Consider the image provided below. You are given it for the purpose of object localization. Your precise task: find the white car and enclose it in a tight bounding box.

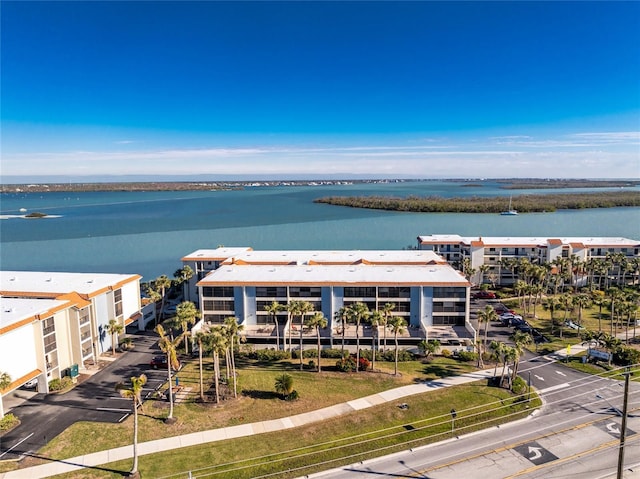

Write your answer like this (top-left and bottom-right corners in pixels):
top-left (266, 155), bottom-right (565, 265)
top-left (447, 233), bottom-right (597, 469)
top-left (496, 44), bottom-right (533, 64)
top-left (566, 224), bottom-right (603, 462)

top-left (23, 378), bottom-right (38, 389)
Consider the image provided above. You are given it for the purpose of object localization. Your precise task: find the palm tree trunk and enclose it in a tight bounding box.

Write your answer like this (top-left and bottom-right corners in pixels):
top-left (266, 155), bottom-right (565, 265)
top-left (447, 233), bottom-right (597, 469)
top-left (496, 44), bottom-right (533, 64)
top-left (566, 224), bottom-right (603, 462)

top-left (214, 351), bottom-right (220, 404)
top-left (341, 324), bottom-right (345, 357)
top-left (355, 322), bottom-right (360, 372)
top-left (316, 328), bottom-right (322, 372)
top-left (131, 400), bottom-right (139, 474)
top-left (371, 333), bottom-right (376, 372)
top-left (167, 360), bottom-right (174, 419)
top-left (274, 317), bottom-right (280, 351)
top-left (198, 345), bottom-right (204, 402)
top-left (394, 332), bottom-right (399, 376)
top-left (299, 318), bottom-right (304, 370)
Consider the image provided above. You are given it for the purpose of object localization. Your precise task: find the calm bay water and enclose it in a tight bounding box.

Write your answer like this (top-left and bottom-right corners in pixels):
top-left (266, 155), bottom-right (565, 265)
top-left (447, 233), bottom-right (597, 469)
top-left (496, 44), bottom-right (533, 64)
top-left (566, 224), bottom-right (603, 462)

top-left (1, 181), bottom-right (639, 281)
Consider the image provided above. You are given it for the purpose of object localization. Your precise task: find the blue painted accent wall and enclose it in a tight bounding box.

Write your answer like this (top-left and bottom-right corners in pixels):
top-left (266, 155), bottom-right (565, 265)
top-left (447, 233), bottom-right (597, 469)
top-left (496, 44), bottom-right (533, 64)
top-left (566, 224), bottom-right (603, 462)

top-left (410, 287), bottom-right (421, 327)
top-left (321, 287), bottom-right (333, 325)
top-left (244, 287), bottom-right (256, 325)
top-left (234, 287), bottom-right (245, 323)
top-left (423, 287), bottom-right (434, 327)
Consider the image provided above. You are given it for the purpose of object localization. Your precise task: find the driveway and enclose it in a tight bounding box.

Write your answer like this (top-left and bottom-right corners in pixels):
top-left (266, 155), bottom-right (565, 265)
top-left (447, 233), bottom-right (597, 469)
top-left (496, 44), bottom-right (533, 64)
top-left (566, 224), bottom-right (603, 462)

top-left (0, 330), bottom-right (170, 462)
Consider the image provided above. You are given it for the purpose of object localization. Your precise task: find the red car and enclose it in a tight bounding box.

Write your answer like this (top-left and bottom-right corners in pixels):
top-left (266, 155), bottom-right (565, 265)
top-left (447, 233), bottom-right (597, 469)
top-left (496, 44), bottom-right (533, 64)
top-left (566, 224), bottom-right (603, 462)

top-left (473, 291), bottom-right (496, 299)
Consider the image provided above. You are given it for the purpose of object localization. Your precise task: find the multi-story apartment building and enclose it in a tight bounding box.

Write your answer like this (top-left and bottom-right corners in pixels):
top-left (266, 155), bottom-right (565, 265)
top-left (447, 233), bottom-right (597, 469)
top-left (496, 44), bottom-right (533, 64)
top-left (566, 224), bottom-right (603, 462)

top-left (417, 234), bottom-right (640, 286)
top-left (186, 248), bottom-right (473, 344)
top-left (0, 271), bottom-right (142, 405)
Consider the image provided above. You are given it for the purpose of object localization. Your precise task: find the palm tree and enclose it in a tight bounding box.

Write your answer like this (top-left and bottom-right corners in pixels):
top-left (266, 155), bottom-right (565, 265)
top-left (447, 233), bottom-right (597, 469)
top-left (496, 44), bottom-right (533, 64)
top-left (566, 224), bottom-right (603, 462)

top-left (542, 296), bottom-right (562, 335)
top-left (193, 330), bottom-right (208, 402)
top-left (286, 300), bottom-right (301, 357)
top-left (369, 310), bottom-right (384, 371)
top-left (264, 301), bottom-right (284, 350)
top-left (607, 287), bottom-right (624, 336)
top-left (115, 374), bottom-right (147, 477)
top-left (488, 340), bottom-right (504, 377)
top-left (477, 305), bottom-right (498, 368)
top-left (388, 316), bottom-right (406, 376)
top-left (510, 330), bottom-right (532, 388)
top-left (573, 294), bottom-right (592, 327)
top-left (155, 324), bottom-right (180, 421)
top-left (380, 302), bottom-right (395, 352)
top-left (306, 312), bottom-right (328, 372)
top-left (107, 319), bottom-right (124, 356)
top-left (590, 290), bottom-right (606, 332)
top-left (418, 339), bottom-right (440, 359)
top-left (176, 301), bottom-right (200, 355)
top-left (346, 302), bottom-right (370, 372)
top-left (223, 316), bottom-right (244, 398)
top-left (334, 307), bottom-right (349, 357)
top-left (501, 346), bottom-right (517, 388)
top-left (559, 293), bottom-right (574, 340)
top-left (173, 265), bottom-right (194, 302)
top-left (208, 326), bottom-right (228, 404)
top-left (274, 373), bottom-right (294, 399)
top-left (297, 301), bottom-right (314, 370)
top-left (153, 275), bottom-right (172, 323)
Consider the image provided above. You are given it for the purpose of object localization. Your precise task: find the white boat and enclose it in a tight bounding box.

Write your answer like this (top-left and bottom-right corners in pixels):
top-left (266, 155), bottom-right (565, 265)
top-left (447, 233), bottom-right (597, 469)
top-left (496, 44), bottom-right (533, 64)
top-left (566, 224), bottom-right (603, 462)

top-left (500, 197), bottom-right (518, 216)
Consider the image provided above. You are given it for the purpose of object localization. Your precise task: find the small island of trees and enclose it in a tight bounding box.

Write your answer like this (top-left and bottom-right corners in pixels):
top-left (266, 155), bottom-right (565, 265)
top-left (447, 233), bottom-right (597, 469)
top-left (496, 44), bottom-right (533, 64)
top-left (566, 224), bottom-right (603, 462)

top-left (314, 190), bottom-right (640, 214)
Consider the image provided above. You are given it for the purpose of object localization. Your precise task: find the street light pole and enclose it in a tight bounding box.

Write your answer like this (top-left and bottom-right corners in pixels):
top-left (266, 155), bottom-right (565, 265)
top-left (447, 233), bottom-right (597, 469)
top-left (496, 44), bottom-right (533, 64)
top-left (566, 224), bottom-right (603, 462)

top-left (616, 368), bottom-right (631, 479)
top-left (450, 408), bottom-right (457, 435)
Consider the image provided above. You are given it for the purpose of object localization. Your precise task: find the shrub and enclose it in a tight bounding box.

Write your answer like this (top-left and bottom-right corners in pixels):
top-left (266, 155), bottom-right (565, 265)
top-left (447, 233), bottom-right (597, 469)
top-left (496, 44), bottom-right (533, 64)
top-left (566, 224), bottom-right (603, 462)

top-left (614, 346), bottom-right (640, 366)
top-left (456, 351), bottom-right (478, 362)
top-left (0, 413), bottom-right (19, 431)
top-left (321, 348), bottom-right (345, 359)
top-left (381, 349), bottom-right (414, 362)
top-left (253, 349), bottom-right (289, 361)
top-left (49, 376), bottom-right (72, 392)
top-left (358, 357), bottom-right (370, 371)
top-left (511, 376), bottom-right (528, 395)
top-left (336, 357), bottom-right (357, 372)
top-left (360, 349), bottom-right (382, 361)
top-left (285, 390), bottom-right (299, 401)
top-left (307, 360), bottom-right (315, 370)
top-left (441, 348), bottom-right (452, 358)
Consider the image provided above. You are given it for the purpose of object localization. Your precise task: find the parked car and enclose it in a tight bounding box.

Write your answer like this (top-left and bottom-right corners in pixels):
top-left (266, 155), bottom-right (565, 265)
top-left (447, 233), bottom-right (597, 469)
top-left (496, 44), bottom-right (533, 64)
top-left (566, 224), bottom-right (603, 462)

top-left (515, 322), bottom-right (533, 333)
top-left (499, 313), bottom-right (523, 326)
top-left (23, 378), bottom-right (38, 389)
top-left (473, 291), bottom-right (496, 300)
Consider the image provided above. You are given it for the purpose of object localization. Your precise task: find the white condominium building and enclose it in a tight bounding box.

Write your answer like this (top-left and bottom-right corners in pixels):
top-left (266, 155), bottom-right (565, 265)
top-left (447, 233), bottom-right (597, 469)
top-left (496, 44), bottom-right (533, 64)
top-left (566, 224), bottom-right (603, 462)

top-left (185, 248), bottom-right (472, 342)
top-left (417, 234), bottom-right (640, 285)
top-left (0, 271), bottom-right (142, 404)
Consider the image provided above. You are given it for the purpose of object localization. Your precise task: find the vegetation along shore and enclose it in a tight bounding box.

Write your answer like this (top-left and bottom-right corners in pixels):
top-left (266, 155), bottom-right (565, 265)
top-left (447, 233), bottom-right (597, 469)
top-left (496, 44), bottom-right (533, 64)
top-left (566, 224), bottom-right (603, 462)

top-left (314, 190), bottom-right (640, 214)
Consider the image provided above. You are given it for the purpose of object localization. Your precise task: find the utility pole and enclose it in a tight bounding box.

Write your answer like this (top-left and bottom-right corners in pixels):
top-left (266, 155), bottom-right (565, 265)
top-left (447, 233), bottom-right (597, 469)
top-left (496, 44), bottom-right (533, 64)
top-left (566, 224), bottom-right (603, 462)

top-left (616, 367), bottom-right (631, 479)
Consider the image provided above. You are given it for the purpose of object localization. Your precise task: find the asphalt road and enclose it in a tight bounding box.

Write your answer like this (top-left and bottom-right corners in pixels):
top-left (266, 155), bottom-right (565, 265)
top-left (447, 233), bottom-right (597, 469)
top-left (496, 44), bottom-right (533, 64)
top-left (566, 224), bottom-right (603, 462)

top-left (304, 357), bottom-right (640, 479)
top-left (0, 331), bottom-right (172, 462)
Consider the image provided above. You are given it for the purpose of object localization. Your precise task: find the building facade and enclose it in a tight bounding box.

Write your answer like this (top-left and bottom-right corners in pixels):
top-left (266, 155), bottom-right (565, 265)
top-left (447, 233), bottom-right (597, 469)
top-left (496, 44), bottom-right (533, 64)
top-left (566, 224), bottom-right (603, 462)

top-left (0, 271), bottom-right (142, 402)
top-left (187, 248), bottom-right (473, 343)
top-left (417, 234), bottom-right (640, 286)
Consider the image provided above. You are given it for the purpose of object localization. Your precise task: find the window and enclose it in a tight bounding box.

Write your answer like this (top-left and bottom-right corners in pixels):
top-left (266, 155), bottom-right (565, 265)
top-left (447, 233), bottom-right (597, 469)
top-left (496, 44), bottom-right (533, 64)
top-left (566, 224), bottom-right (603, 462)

top-left (114, 289), bottom-right (123, 317)
top-left (344, 287), bottom-right (376, 298)
top-left (43, 333), bottom-right (57, 353)
top-left (42, 317), bottom-right (55, 336)
top-left (433, 287), bottom-right (466, 298)
top-left (203, 300), bottom-right (234, 311)
top-left (256, 287), bottom-right (287, 297)
top-left (289, 286), bottom-right (321, 298)
top-left (202, 286), bottom-right (234, 297)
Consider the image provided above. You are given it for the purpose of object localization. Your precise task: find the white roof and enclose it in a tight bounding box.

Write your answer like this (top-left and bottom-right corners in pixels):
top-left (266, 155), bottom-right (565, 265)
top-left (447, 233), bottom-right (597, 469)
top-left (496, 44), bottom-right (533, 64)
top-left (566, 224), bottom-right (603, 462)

top-left (0, 271), bottom-right (140, 297)
top-left (182, 247), bottom-right (253, 261)
top-left (417, 235), bottom-right (640, 247)
top-left (0, 296), bottom-right (67, 331)
top-left (184, 248), bottom-right (445, 265)
top-left (199, 263), bottom-right (468, 286)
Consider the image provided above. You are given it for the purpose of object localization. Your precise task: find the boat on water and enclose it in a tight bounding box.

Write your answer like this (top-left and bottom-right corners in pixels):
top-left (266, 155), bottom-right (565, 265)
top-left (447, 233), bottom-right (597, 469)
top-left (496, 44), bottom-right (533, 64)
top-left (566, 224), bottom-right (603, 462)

top-left (500, 197), bottom-right (518, 216)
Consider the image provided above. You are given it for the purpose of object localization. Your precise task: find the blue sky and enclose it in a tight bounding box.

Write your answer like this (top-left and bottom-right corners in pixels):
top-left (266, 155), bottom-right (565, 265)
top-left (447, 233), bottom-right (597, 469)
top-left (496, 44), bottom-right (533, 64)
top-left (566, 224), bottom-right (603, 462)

top-left (2, 1), bottom-right (639, 180)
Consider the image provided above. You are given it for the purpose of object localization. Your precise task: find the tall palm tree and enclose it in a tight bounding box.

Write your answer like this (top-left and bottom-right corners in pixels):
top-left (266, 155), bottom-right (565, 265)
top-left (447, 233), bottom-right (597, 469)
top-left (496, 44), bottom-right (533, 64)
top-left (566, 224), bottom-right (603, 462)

top-left (334, 307), bottom-right (349, 357)
top-left (380, 302), bottom-right (395, 352)
top-left (286, 300), bottom-right (301, 357)
top-left (208, 326), bottom-right (228, 404)
top-left (559, 293), bottom-right (574, 340)
top-left (115, 374), bottom-right (147, 477)
top-left (501, 346), bottom-right (517, 388)
top-left (573, 294), bottom-right (592, 327)
top-left (155, 324), bottom-right (180, 421)
top-left (153, 275), bottom-right (172, 323)
top-left (346, 302), bottom-right (370, 372)
top-left (298, 301), bottom-right (315, 371)
top-left (193, 330), bottom-right (208, 402)
top-left (607, 287), bottom-right (623, 336)
top-left (542, 296), bottom-right (562, 335)
top-left (388, 316), bottom-right (406, 376)
top-left (173, 265), bottom-right (194, 302)
top-left (223, 316), bottom-right (244, 398)
top-left (176, 301), bottom-right (200, 355)
top-left (590, 290), bottom-right (606, 332)
top-left (306, 312), bottom-right (328, 372)
top-left (107, 319), bottom-right (124, 356)
top-left (264, 301), bottom-right (284, 350)
top-left (488, 340), bottom-right (504, 377)
top-left (369, 310), bottom-right (384, 371)
top-left (510, 331), bottom-right (532, 388)
top-left (477, 305), bottom-right (498, 368)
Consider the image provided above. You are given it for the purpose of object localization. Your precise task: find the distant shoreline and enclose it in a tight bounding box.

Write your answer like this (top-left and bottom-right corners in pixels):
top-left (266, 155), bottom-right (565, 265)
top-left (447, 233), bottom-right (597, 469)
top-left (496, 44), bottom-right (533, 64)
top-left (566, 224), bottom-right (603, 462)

top-left (1, 178), bottom-right (638, 193)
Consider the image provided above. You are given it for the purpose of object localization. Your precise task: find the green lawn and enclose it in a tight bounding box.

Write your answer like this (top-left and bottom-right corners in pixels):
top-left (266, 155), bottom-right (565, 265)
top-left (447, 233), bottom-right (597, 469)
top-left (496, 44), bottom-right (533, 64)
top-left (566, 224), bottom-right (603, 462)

top-left (49, 381), bottom-right (539, 479)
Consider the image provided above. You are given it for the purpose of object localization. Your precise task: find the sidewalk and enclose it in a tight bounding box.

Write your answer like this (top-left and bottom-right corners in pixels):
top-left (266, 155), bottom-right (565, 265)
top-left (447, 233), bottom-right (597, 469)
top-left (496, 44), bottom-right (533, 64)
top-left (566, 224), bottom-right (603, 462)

top-left (0, 368), bottom-right (498, 479)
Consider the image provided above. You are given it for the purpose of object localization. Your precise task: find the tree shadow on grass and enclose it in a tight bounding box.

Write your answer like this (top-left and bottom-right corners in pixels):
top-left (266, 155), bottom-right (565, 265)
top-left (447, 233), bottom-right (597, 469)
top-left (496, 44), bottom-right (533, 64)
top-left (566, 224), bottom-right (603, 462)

top-left (20, 452), bottom-right (130, 477)
top-left (241, 389), bottom-right (281, 400)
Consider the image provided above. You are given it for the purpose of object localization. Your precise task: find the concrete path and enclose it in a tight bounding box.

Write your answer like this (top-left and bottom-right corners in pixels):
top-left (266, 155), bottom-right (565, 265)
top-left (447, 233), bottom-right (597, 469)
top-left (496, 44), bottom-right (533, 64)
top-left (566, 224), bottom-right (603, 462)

top-left (0, 369), bottom-right (497, 479)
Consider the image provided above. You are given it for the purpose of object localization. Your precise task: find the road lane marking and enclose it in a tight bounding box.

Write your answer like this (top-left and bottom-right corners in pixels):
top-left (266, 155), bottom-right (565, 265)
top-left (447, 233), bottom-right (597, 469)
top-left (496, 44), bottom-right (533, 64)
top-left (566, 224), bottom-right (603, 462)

top-left (534, 375), bottom-right (545, 381)
top-left (538, 383), bottom-right (570, 394)
top-left (0, 432), bottom-right (34, 458)
top-left (555, 371), bottom-right (567, 377)
top-left (96, 407), bottom-right (131, 412)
